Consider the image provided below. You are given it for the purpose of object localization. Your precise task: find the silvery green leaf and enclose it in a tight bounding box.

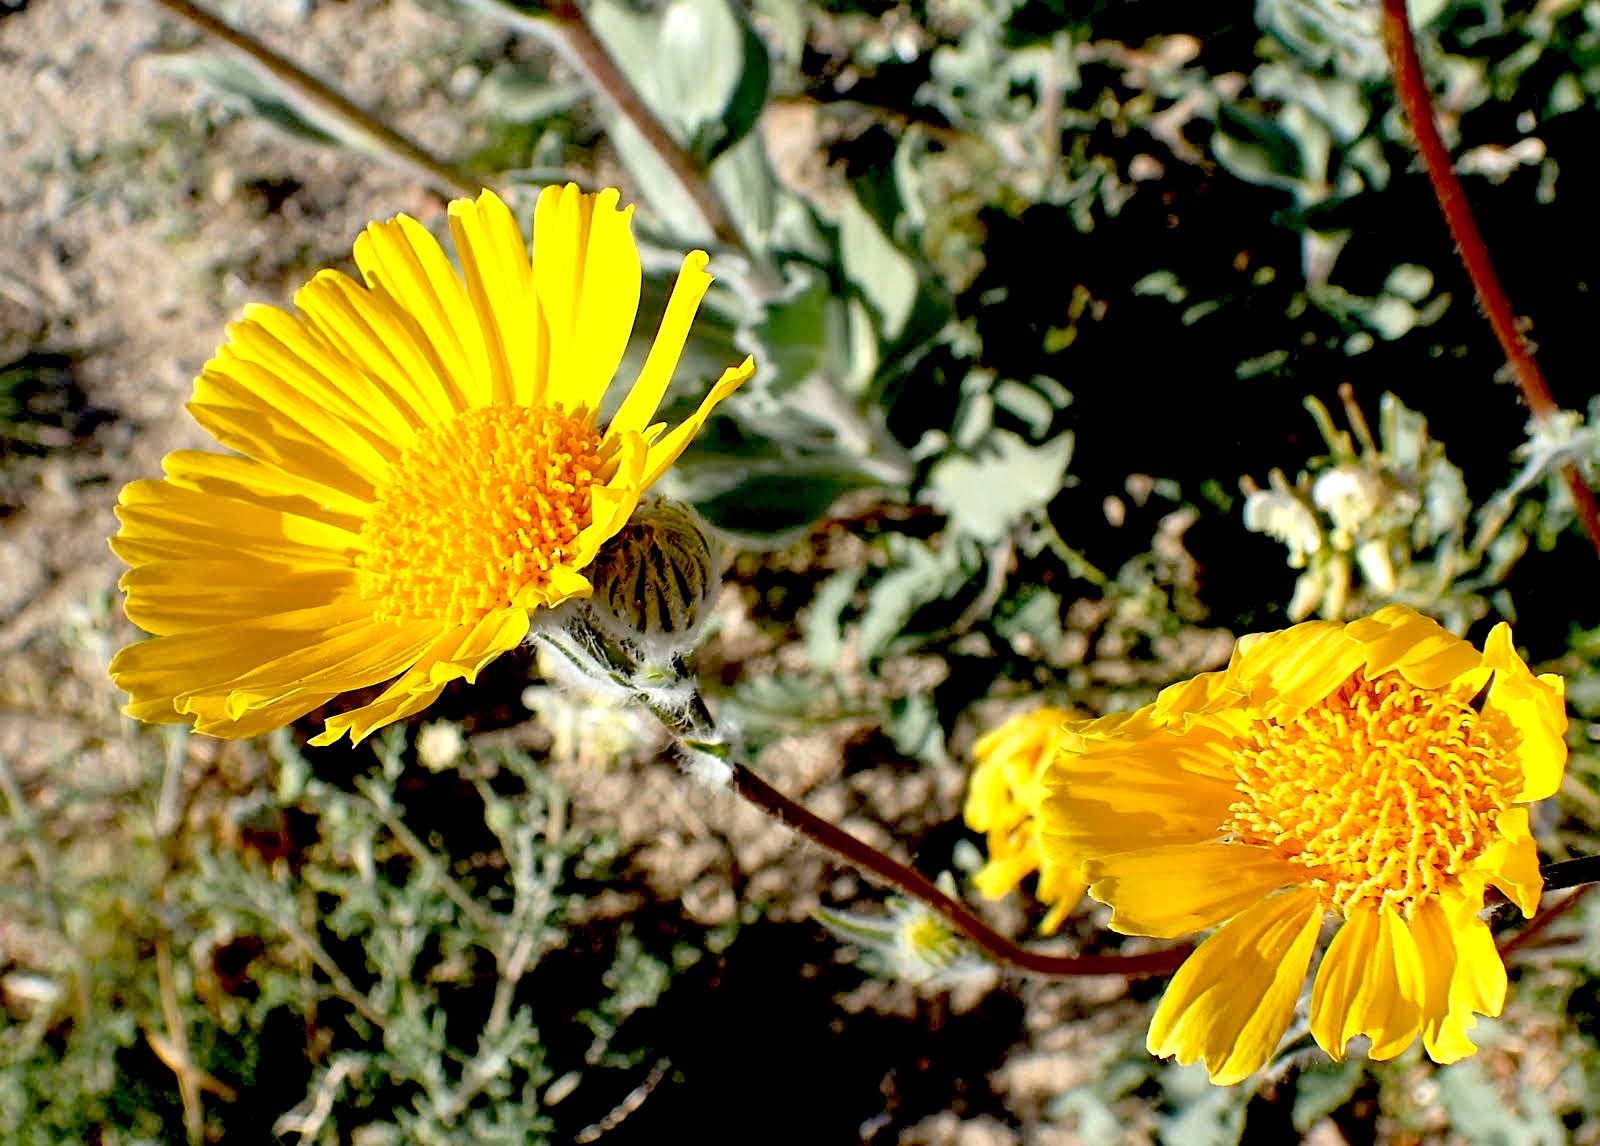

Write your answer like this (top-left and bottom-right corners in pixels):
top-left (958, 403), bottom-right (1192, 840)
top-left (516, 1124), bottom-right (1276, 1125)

top-left (586, 0), bottom-right (665, 109)
top-left (658, 0), bottom-right (747, 152)
top-left (886, 691), bottom-right (946, 764)
top-left (994, 379), bottom-right (1057, 440)
top-left (747, 268), bottom-right (832, 392)
top-left (1436, 1058), bottom-right (1567, 1146)
top-left (855, 539), bottom-right (955, 662)
top-left (928, 429), bottom-right (1074, 544)
top-left (1290, 1059), bottom-right (1364, 1133)
top-left (709, 133), bottom-right (779, 247)
top-left (690, 466), bottom-right (877, 541)
top-left (1253, 61), bottom-right (1369, 143)
top-left (148, 49), bottom-right (341, 148)
top-left (803, 567), bottom-right (864, 670)
top-left (829, 191), bottom-right (918, 341)
top-left (606, 113), bottom-right (713, 242)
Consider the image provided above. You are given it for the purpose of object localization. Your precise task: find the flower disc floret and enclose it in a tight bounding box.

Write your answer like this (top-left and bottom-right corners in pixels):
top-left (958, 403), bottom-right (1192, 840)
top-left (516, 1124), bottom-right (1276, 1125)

top-left (1229, 672), bottom-right (1517, 917)
top-left (358, 405), bottom-right (608, 626)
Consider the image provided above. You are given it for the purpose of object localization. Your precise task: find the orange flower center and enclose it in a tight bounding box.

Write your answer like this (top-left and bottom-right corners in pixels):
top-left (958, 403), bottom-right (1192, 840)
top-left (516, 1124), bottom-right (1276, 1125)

top-left (1226, 672), bottom-right (1516, 916)
top-left (357, 405), bottom-right (606, 626)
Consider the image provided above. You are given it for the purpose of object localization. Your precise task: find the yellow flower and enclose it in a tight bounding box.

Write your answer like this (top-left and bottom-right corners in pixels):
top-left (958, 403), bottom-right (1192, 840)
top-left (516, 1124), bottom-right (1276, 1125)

top-left (964, 706), bottom-right (1104, 934)
top-left (1042, 605), bottom-right (1566, 1085)
top-left (110, 186), bottom-right (754, 746)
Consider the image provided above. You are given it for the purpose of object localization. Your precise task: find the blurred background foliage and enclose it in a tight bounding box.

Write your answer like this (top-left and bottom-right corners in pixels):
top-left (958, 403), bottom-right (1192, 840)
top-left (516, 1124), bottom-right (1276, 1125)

top-left (7, 0), bottom-right (1600, 1141)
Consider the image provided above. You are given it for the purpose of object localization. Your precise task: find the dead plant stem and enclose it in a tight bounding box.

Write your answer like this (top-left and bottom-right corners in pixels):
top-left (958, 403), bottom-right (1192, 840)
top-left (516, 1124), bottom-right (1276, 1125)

top-left (147, 0), bottom-right (478, 197)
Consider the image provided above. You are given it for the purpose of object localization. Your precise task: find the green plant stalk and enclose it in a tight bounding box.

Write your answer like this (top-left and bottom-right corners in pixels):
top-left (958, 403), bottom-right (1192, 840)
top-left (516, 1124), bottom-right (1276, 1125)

top-left (1381, 0), bottom-right (1600, 562)
top-left (148, 0), bottom-right (479, 197)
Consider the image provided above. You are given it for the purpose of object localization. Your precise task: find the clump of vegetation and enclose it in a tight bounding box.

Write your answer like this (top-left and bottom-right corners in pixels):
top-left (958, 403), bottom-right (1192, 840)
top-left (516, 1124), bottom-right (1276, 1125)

top-left (6, 0), bottom-right (1600, 1140)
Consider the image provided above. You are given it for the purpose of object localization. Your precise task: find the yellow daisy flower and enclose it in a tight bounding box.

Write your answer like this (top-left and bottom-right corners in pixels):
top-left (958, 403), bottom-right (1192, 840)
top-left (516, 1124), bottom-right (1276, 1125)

top-left (964, 706), bottom-right (1104, 935)
top-left (1041, 604), bottom-right (1567, 1085)
top-left (109, 185), bottom-right (754, 747)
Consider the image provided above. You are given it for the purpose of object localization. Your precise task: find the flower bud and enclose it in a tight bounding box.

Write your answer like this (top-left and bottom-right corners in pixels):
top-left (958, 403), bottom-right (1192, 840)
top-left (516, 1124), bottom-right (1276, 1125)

top-left (585, 497), bottom-right (721, 655)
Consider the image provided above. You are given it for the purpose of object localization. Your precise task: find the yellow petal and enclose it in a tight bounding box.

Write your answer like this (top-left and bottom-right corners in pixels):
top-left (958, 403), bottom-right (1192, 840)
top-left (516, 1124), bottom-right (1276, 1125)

top-left (1085, 843), bottom-right (1300, 939)
top-left (291, 269), bottom-right (456, 429)
top-left (234, 289), bottom-right (430, 445)
top-left (213, 620), bottom-right (444, 713)
top-left (636, 358), bottom-right (755, 489)
top-left (189, 352), bottom-right (392, 498)
top-left (1035, 855), bottom-right (1087, 935)
top-left (609, 251), bottom-right (715, 438)
top-left (112, 480), bottom-right (364, 568)
top-left (1152, 667), bottom-right (1242, 727)
top-left (972, 850), bottom-right (1038, 900)
top-left (561, 434), bottom-right (649, 577)
top-left (1308, 903), bottom-right (1426, 1062)
top-left (353, 210), bottom-right (490, 410)
top-left (110, 603), bottom-right (375, 715)
top-left (119, 563), bottom-right (358, 636)
top-left (180, 689), bottom-right (342, 740)
top-left (1410, 897), bottom-right (1504, 1064)
top-left (159, 449), bottom-right (370, 532)
top-left (448, 190), bottom-right (538, 407)
top-left (1472, 806), bottom-right (1543, 917)
top-left (1478, 623), bottom-right (1568, 802)
top-left (1229, 619), bottom-right (1362, 716)
top-left (1042, 721), bottom-right (1239, 859)
top-left (1147, 886), bottom-right (1323, 1086)
top-left (1344, 604), bottom-right (1480, 689)
top-left (533, 185), bottom-right (641, 410)
top-left (310, 609), bottom-right (530, 746)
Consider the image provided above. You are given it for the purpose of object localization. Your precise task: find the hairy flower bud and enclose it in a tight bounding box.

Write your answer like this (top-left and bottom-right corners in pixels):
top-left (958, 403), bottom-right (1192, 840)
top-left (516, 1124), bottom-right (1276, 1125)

top-left (585, 497), bottom-right (721, 655)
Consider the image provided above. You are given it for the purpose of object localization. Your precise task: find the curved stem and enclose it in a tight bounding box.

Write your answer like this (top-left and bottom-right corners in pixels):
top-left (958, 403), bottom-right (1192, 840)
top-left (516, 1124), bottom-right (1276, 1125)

top-left (628, 682), bottom-right (1188, 978)
top-left (727, 760), bottom-right (1189, 978)
top-left (1381, 0), bottom-right (1600, 561)
top-left (149, 0), bottom-right (479, 197)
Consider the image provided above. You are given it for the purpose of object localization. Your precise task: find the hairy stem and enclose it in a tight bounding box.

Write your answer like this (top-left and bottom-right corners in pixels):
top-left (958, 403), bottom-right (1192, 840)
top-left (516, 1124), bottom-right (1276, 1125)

top-left (1381, 0), bottom-right (1600, 560)
top-left (149, 0), bottom-right (478, 197)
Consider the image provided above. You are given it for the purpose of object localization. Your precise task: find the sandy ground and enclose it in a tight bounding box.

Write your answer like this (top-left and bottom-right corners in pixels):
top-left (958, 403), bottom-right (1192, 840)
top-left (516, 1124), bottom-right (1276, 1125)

top-left (0, 0), bottom-right (477, 768)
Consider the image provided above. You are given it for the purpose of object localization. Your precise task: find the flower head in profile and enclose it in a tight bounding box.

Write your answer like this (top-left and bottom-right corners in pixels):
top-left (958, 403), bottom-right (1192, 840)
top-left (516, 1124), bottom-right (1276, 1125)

top-left (110, 185), bottom-right (754, 746)
top-left (1042, 605), bottom-right (1566, 1084)
top-left (964, 706), bottom-right (1107, 935)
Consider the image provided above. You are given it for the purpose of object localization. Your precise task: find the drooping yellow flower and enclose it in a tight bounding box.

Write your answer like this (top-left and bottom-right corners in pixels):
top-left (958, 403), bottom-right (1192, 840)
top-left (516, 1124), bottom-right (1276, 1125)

top-left (1041, 605), bottom-right (1566, 1085)
top-left (110, 186), bottom-right (754, 746)
top-left (965, 706), bottom-right (1103, 934)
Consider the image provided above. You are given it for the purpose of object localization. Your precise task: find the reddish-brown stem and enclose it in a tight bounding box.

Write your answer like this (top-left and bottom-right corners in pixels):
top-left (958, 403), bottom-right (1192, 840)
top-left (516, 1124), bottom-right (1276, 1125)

top-left (1498, 884), bottom-right (1593, 960)
top-left (1381, 0), bottom-right (1600, 560)
top-left (728, 761), bottom-right (1191, 978)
